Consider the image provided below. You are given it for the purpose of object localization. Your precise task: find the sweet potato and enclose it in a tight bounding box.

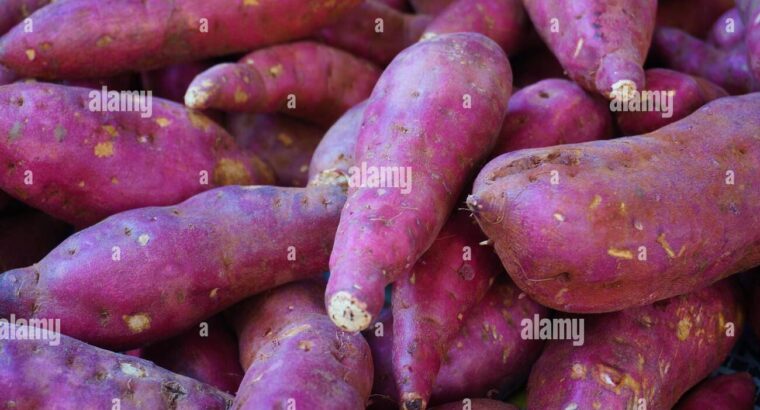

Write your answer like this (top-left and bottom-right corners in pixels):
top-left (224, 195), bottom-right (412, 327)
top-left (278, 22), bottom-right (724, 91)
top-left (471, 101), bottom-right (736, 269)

top-left (308, 100), bottom-right (367, 188)
top-left (522, 0), bottom-right (656, 98)
top-left (317, 1), bottom-right (433, 66)
top-left (527, 280), bottom-right (743, 410)
top-left (654, 27), bottom-right (760, 94)
top-left (493, 78), bottom-right (612, 155)
top-left (0, 324), bottom-right (233, 409)
top-left (0, 0), bottom-right (362, 79)
top-left (141, 316), bottom-right (243, 394)
top-left (657, 0), bottom-right (735, 38)
top-left (708, 8), bottom-right (747, 49)
top-left (142, 62), bottom-right (210, 104)
top-left (230, 280), bottom-right (373, 409)
top-left (0, 0), bottom-right (50, 35)
top-left (468, 93), bottom-right (760, 313)
top-left (430, 400), bottom-right (518, 410)
top-left (392, 212), bottom-right (501, 410)
top-left (410, 0), bottom-right (455, 15)
top-left (0, 208), bottom-right (70, 272)
top-left (0, 82), bottom-right (273, 227)
top-left (185, 42), bottom-right (380, 127)
top-left (326, 33), bottom-right (512, 332)
top-left (0, 185), bottom-right (346, 349)
top-left (614, 68), bottom-right (728, 135)
top-left (227, 113), bottom-right (324, 187)
top-left (737, 0), bottom-right (760, 81)
top-left (675, 372), bottom-right (756, 410)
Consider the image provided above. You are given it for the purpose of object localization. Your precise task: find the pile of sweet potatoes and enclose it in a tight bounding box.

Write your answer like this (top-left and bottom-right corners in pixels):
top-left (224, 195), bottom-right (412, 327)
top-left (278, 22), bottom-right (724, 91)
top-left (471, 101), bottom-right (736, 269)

top-left (0, 1), bottom-right (758, 409)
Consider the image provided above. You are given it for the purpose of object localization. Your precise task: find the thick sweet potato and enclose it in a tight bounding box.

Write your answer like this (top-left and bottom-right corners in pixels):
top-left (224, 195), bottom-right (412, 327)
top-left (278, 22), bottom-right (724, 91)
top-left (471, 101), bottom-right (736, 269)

top-left (522, 0), bottom-right (657, 98)
top-left (708, 8), bottom-right (747, 49)
top-left (227, 113), bottom-right (324, 187)
top-left (0, 0), bottom-right (50, 35)
top-left (141, 316), bottom-right (243, 394)
top-left (657, 0), bottom-right (735, 38)
top-left (230, 280), bottom-right (373, 409)
top-left (0, 0), bottom-right (362, 79)
top-left (468, 94), bottom-right (760, 313)
top-left (675, 372), bottom-right (756, 410)
top-left (325, 33), bottom-right (512, 332)
top-left (0, 324), bottom-right (233, 409)
top-left (0, 208), bottom-right (70, 272)
top-left (0, 82), bottom-right (273, 227)
top-left (614, 68), bottom-right (728, 135)
top-left (0, 185), bottom-right (346, 349)
top-left (737, 0), bottom-right (760, 81)
top-left (527, 280), bottom-right (743, 410)
top-left (308, 100), bottom-right (367, 188)
top-left (431, 400), bottom-right (518, 410)
top-left (392, 212), bottom-right (501, 410)
top-left (142, 62), bottom-right (210, 104)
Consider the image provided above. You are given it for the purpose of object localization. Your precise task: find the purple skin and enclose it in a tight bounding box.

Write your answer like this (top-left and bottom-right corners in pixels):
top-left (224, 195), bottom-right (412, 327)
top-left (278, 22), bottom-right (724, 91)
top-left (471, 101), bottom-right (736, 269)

top-left (308, 100), bottom-right (367, 188)
top-left (142, 62), bottom-right (210, 104)
top-left (468, 94), bottom-right (760, 313)
top-left (0, 82), bottom-right (273, 227)
top-left (141, 316), bottom-right (244, 394)
top-left (675, 372), bottom-right (756, 410)
top-left (0, 65), bottom-right (16, 85)
top-left (654, 27), bottom-right (760, 94)
top-left (431, 400), bottom-right (518, 410)
top-left (708, 8), bottom-right (746, 49)
top-left (656, 0), bottom-right (735, 38)
top-left (615, 69), bottom-right (728, 136)
top-left (0, 324), bottom-right (233, 409)
top-left (325, 33), bottom-right (512, 332)
top-left (737, 0), bottom-right (760, 81)
top-left (410, 0), bottom-right (455, 15)
top-left (493, 78), bottom-right (612, 155)
top-left (0, 0), bottom-right (361, 79)
top-left (522, 0), bottom-right (656, 98)
top-left (0, 185), bottom-right (346, 349)
top-left (0, 0), bottom-right (50, 35)
top-left (0, 208), bottom-right (70, 272)
top-left (527, 280), bottom-right (743, 410)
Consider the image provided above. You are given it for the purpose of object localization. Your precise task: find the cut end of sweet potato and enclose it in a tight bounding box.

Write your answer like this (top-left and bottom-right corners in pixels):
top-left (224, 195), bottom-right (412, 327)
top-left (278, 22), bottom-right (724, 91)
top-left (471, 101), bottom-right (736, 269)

top-left (184, 86), bottom-right (209, 109)
top-left (401, 394), bottom-right (427, 410)
top-left (609, 79), bottom-right (638, 101)
top-left (328, 291), bottom-right (372, 332)
top-left (309, 169), bottom-right (349, 193)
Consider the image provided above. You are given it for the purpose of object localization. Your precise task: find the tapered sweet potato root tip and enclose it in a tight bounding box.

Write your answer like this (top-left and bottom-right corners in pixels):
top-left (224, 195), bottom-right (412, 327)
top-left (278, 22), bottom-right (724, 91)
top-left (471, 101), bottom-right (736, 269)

top-left (328, 291), bottom-right (372, 332)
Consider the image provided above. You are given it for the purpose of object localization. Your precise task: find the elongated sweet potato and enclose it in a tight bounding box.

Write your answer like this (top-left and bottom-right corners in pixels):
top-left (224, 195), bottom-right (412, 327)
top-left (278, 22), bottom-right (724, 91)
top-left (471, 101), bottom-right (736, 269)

top-left (0, 0), bottom-right (362, 79)
top-left (737, 0), bottom-right (760, 81)
top-left (308, 100), bottom-right (367, 188)
top-left (468, 93), bottom-right (760, 313)
top-left (227, 113), bottom-right (324, 187)
top-left (675, 372), bottom-right (755, 410)
top-left (614, 68), bottom-right (728, 135)
top-left (230, 280), bottom-right (373, 409)
top-left (392, 212), bottom-right (501, 410)
top-left (0, 208), bottom-right (70, 272)
top-left (493, 78), bottom-right (612, 155)
top-left (0, 0), bottom-right (50, 35)
top-left (185, 42), bottom-right (380, 126)
top-left (317, 1), bottom-right (433, 66)
top-left (0, 185), bottom-right (346, 349)
top-left (326, 33), bottom-right (512, 332)
top-left (0, 82), bottom-right (273, 227)
top-left (431, 400), bottom-right (518, 410)
top-left (0, 324), bottom-right (233, 409)
top-left (657, 0), bottom-right (735, 38)
top-left (142, 62), bottom-right (210, 104)
top-left (708, 8), bottom-right (747, 49)
top-left (522, 0), bottom-right (656, 98)
top-left (527, 280), bottom-right (743, 410)
top-left (141, 316), bottom-right (243, 394)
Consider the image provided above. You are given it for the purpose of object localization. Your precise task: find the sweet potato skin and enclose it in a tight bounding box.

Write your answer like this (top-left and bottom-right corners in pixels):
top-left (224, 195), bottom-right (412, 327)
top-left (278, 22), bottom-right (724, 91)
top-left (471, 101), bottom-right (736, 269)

top-left (674, 372), bottom-right (756, 410)
top-left (308, 100), bottom-right (367, 188)
top-left (431, 400), bottom-right (518, 410)
top-left (0, 185), bottom-right (346, 349)
top-left (0, 208), bottom-right (70, 272)
top-left (738, 0), bottom-right (760, 81)
top-left (493, 78), bottom-right (612, 155)
top-left (0, 82), bottom-right (273, 227)
top-left (0, 0), bottom-right (362, 79)
top-left (708, 8), bottom-right (746, 49)
top-left (230, 281), bottom-right (373, 409)
top-left (326, 33), bottom-right (512, 332)
top-left (0, 324), bottom-right (233, 409)
top-left (527, 280), bottom-right (743, 410)
top-left (468, 94), bottom-right (760, 313)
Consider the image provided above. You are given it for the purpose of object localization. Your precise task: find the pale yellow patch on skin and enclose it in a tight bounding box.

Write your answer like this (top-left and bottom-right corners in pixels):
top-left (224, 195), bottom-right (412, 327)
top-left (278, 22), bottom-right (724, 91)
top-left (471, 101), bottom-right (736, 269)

top-left (25, 49), bottom-right (35, 61)
top-left (573, 39), bottom-right (584, 58)
top-left (78, 181), bottom-right (85, 188)
top-left (276, 133), bottom-right (294, 147)
top-left (123, 314), bottom-right (151, 333)
top-left (243, 0), bottom-right (260, 6)
top-left (571, 363), bottom-right (586, 380)
top-left (209, 288), bottom-right (219, 298)
top-left (298, 340), bottom-right (313, 351)
top-left (677, 317), bottom-right (692, 341)
top-left (619, 202), bottom-right (627, 215)
top-left (589, 194), bottom-right (602, 209)
top-left (553, 212), bottom-right (565, 222)
top-left (608, 248), bottom-right (633, 259)
top-left (155, 117), bottom-right (171, 127)
top-left (120, 362), bottom-right (146, 377)
top-left (656, 233), bottom-right (682, 258)
top-left (234, 88), bottom-right (249, 104)
top-left (96, 35), bottom-right (113, 47)
top-left (188, 111), bottom-right (212, 131)
top-left (137, 234), bottom-right (150, 246)
top-left (102, 125), bottom-right (118, 137)
top-left (281, 324), bottom-right (311, 339)
top-left (94, 141), bottom-right (114, 158)
top-left (111, 177), bottom-right (119, 184)
top-left (268, 64), bottom-right (284, 77)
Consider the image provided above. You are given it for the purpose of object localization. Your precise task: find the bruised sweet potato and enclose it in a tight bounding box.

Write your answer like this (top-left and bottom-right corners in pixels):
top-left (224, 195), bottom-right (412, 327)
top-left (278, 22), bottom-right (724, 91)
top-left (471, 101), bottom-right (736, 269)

top-left (0, 208), bottom-right (70, 272)
top-left (708, 8), bottom-right (747, 49)
top-left (0, 185), bottom-right (346, 349)
top-left (468, 93), bottom-right (760, 313)
top-left (308, 100), bottom-right (367, 188)
top-left (675, 372), bottom-right (756, 410)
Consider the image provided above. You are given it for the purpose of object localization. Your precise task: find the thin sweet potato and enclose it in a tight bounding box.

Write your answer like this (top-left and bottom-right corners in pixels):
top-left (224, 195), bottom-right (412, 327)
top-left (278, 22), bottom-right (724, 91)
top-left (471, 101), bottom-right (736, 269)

top-left (0, 208), bottom-right (70, 272)
top-left (657, 0), bottom-right (735, 38)
top-left (675, 372), bottom-right (756, 410)
top-left (527, 280), bottom-right (743, 410)
top-left (468, 93), bottom-right (760, 313)
top-left (431, 400), bottom-right (518, 410)
top-left (230, 280), bottom-right (373, 409)
top-left (0, 0), bottom-right (50, 35)
top-left (326, 33), bottom-right (512, 332)
top-left (708, 8), bottom-right (747, 49)
top-left (308, 100), bottom-right (367, 188)
top-left (0, 0), bottom-right (362, 79)
top-left (0, 185), bottom-right (346, 349)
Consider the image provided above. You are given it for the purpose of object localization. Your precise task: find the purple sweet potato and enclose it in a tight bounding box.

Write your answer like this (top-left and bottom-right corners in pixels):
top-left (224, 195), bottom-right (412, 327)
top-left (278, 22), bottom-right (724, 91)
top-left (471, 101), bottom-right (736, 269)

top-left (308, 100), bottom-right (367, 188)
top-left (527, 280), bottom-right (743, 410)
top-left (675, 372), bottom-right (756, 410)
top-left (431, 400), bottom-right (518, 410)
top-left (141, 316), bottom-right (243, 394)
top-left (468, 93), bottom-right (760, 313)
top-left (0, 82), bottom-right (273, 227)
top-left (422, 0), bottom-right (529, 55)
top-left (392, 212), bottom-right (501, 410)
top-left (614, 68), bottom-right (728, 135)
top-left (185, 42), bottom-right (380, 126)
top-left (142, 62), bottom-right (210, 104)
top-left (522, 0), bottom-right (656, 98)
top-left (654, 27), bottom-right (760, 94)
top-left (708, 8), bottom-right (747, 49)
top-left (0, 208), bottom-right (70, 272)
top-left (325, 33), bottom-right (512, 332)
top-left (410, 0), bottom-right (455, 15)
top-left (657, 0), bottom-right (735, 38)
top-left (227, 113), bottom-right (325, 187)
top-left (0, 0), bottom-right (50, 35)
top-left (230, 280), bottom-right (373, 409)
top-left (0, 0), bottom-right (362, 79)
top-left (0, 185), bottom-right (346, 349)
top-left (0, 324), bottom-right (233, 409)
top-left (317, 0), bottom-right (433, 66)
top-left (737, 0), bottom-right (760, 81)
top-left (493, 78), bottom-right (612, 155)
